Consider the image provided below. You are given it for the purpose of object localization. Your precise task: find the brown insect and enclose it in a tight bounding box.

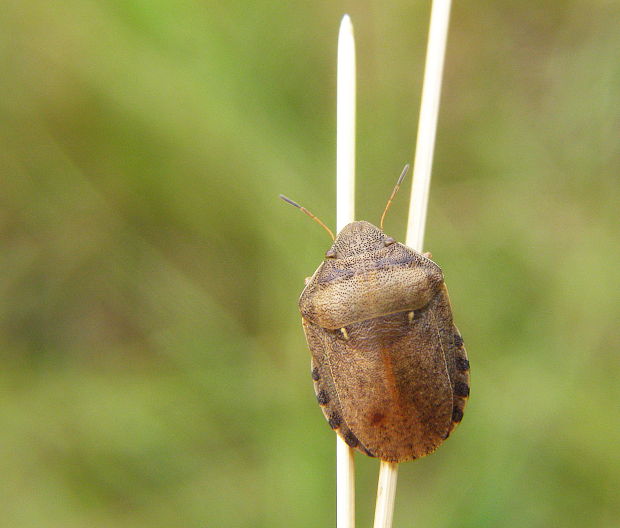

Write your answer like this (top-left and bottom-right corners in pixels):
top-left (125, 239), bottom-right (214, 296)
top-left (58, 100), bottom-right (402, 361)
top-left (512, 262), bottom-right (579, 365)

top-left (280, 166), bottom-right (469, 463)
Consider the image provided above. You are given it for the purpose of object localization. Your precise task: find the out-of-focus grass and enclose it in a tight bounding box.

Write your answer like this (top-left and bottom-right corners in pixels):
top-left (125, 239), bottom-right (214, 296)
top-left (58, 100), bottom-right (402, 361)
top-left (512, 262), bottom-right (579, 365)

top-left (1, 1), bottom-right (619, 527)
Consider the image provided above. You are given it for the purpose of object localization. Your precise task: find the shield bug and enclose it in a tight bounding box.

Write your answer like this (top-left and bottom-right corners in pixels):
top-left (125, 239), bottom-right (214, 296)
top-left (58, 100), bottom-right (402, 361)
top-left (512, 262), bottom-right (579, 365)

top-left (280, 166), bottom-right (469, 463)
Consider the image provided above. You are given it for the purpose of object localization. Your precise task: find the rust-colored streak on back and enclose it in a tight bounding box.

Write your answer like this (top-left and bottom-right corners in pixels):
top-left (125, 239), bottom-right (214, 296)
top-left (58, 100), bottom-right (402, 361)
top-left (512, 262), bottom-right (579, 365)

top-left (380, 345), bottom-right (401, 408)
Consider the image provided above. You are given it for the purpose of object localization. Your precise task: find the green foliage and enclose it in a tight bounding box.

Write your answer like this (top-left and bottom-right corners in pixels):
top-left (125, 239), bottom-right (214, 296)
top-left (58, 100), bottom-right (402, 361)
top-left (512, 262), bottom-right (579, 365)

top-left (1, 1), bottom-right (619, 526)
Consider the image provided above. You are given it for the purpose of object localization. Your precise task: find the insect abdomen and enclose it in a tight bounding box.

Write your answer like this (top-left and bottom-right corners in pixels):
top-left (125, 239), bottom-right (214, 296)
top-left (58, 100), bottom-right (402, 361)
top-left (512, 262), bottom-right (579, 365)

top-left (302, 288), bottom-right (465, 462)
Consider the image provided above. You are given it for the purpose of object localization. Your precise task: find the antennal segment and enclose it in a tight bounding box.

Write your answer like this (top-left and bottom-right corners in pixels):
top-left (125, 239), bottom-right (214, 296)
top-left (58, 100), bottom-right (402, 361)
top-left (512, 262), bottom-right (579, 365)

top-left (380, 164), bottom-right (410, 231)
top-left (279, 194), bottom-right (336, 241)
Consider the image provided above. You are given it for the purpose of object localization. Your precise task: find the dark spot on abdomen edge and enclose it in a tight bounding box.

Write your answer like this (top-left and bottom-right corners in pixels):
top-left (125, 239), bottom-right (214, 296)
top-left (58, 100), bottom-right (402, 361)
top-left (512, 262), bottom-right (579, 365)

top-left (317, 390), bottom-right (330, 405)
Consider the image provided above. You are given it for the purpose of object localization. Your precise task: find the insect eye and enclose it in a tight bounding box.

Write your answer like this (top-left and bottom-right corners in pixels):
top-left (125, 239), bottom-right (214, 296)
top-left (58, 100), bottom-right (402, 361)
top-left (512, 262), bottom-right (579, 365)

top-left (384, 237), bottom-right (396, 246)
top-left (325, 248), bottom-right (337, 259)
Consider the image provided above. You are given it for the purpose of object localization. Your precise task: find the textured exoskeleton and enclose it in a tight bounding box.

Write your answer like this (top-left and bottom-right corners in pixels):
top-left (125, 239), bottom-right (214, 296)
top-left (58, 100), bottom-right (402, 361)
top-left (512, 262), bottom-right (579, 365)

top-left (299, 221), bottom-right (470, 462)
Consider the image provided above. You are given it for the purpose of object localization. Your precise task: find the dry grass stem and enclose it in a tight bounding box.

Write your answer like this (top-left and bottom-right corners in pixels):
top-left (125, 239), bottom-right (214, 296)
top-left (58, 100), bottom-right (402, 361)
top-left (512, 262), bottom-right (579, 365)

top-left (374, 1), bottom-right (453, 527)
top-left (336, 13), bottom-right (356, 528)
top-left (407, 0), bottom-right (453, 252)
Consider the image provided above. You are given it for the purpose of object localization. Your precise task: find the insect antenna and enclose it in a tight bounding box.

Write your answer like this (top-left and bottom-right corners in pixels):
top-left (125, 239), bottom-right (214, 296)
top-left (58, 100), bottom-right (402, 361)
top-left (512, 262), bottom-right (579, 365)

top-left (380, 164), bottom-right (410, 231)
top-left (279, 194), bottom-right (336, 241)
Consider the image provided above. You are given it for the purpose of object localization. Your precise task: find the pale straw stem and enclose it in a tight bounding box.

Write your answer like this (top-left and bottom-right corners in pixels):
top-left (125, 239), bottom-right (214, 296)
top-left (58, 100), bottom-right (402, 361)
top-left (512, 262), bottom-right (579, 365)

top-left (374, 1), bottom-right (453, 527)
top-left (406, 0), bottom-right (452, 252)
top-left (337, 14), bottom-right (356, 231)
top-left (336, 13), bottom-right (356, 528)
top-left (373, 461), bottom-right (399, 528)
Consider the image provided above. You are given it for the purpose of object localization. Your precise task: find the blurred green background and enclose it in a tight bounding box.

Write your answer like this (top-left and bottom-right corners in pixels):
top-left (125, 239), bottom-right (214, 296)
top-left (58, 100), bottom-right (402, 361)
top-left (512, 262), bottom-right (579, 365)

top-left (1, 1), bottom-right (619, 527)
